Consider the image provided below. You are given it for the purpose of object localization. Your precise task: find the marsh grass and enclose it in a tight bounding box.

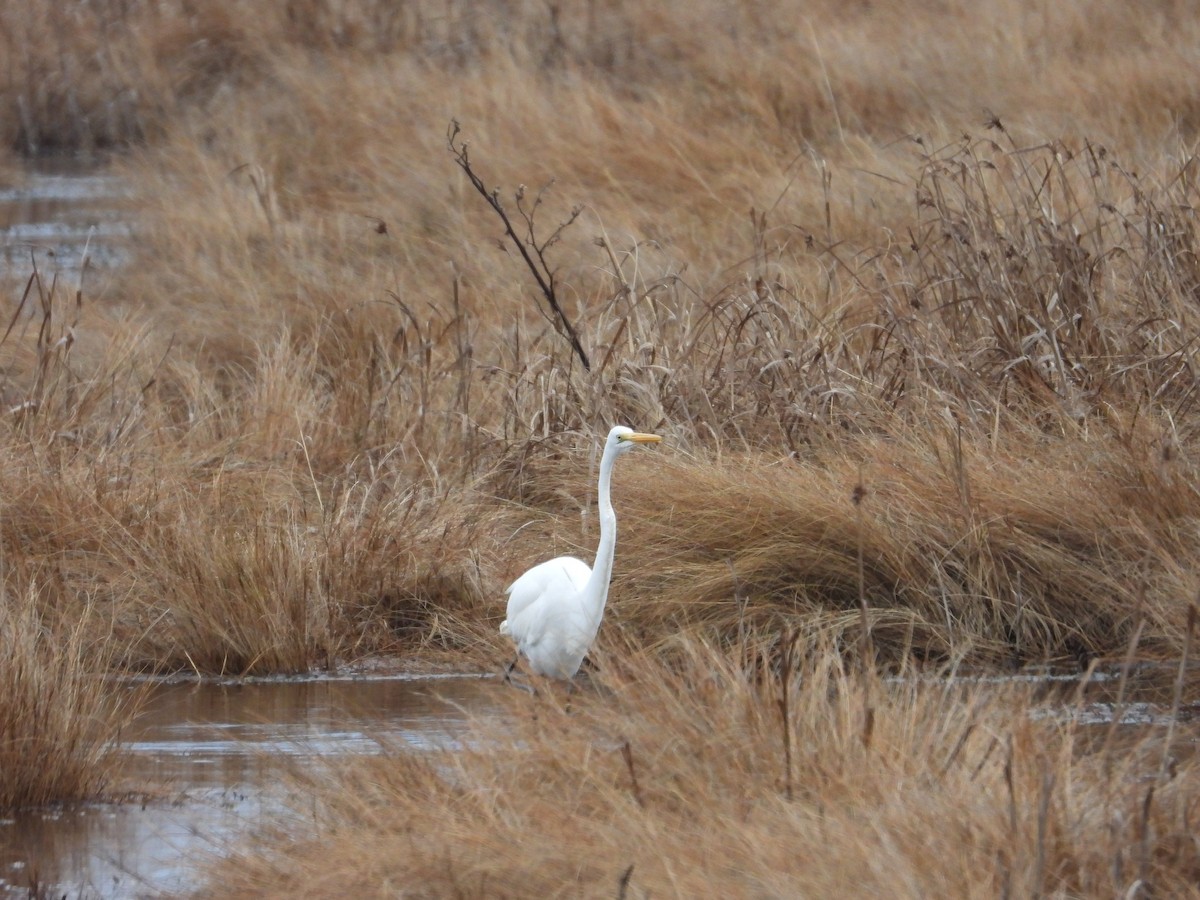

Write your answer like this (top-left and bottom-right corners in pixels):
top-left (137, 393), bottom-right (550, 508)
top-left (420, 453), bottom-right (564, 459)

top-left (5, 98), bottom-right (1200, 675)
top-left (4, 1), bottom-right (1200, 837)
top-left (5, 106), bottom-right (1200, 678)
top-left (192, 640), bottom-right (1200, 898)
top-left (0, 579), bottom-right (128, 808)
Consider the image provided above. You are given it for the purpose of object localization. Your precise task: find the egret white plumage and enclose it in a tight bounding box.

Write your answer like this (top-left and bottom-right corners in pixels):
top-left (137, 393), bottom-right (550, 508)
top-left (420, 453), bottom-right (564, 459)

top-left (500, 426), bottom-right (662, 681)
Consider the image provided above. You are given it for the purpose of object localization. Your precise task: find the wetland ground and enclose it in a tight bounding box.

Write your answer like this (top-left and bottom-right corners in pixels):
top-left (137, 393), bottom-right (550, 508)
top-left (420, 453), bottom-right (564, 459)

top-left (3, 0), bottom-right (1200, 895)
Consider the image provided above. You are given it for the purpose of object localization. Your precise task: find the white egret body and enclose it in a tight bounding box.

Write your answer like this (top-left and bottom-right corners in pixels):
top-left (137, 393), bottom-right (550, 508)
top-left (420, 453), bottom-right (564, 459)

top-left (500, 426), bottom-right (661, 680)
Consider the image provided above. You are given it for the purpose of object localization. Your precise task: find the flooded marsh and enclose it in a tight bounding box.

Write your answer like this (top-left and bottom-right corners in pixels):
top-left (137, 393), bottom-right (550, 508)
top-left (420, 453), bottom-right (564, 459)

top-left (0, 674), bottom-right (502, 897)
top-left (4, 0), bottom-right (1200, 895)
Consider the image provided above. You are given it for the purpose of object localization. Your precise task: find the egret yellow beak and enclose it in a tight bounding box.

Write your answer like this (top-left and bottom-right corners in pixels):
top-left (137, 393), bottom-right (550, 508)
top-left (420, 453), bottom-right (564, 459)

top-left (620, 432), bottom-right (662, 444)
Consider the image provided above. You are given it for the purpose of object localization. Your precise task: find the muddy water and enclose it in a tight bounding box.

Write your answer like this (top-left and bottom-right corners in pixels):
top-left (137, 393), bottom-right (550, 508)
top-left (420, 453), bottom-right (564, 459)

top-left (0, 675), bottom-right (503, 899)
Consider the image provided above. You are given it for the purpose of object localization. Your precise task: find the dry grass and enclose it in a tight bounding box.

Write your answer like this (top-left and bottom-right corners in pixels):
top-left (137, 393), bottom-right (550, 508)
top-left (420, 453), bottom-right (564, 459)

top-left (603, 439), bottom-right (1194, 667)
top-left (0, 0), bottom-right (1198, 673)
top-left (38, 129), bottom-right (1193, 672)
top-left (193, 640), bottom-right (1200, 898)
top-left (2, 2), bottom-right (1200, 840)
top-left (0, 577), bottom-right (129, 808)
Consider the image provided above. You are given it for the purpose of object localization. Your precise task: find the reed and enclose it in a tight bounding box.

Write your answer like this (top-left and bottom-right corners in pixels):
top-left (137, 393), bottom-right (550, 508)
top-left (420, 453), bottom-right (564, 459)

top-left (3, 114), bottom-right (1200, 676)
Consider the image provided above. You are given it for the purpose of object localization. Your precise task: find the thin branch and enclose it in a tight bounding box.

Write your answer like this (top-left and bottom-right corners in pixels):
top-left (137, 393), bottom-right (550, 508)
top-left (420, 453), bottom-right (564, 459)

top-left (448, 120), bottom-right (591, 370)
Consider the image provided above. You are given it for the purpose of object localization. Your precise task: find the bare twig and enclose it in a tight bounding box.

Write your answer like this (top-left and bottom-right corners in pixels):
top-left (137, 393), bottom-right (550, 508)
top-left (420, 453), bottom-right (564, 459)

top-left (617, 864), bottom-right (635, 899)
top-left (620, 739), bottom-right (644, 807)
top-left (778, 629), bottom-right (797, 801)
top-left (448, 120), bottom-right (591, 370)
top-left (1158, 602), bottom-right (1196, 783)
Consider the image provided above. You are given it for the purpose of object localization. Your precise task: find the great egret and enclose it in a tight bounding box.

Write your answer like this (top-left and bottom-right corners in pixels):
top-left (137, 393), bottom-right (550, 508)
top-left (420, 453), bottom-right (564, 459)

top-left (500, 426), bottom-right (662, 681)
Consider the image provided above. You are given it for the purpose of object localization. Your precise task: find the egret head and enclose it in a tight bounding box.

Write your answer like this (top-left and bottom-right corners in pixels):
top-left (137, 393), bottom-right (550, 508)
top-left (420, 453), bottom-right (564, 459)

top-left (609, 425), bottom-right (663, 456)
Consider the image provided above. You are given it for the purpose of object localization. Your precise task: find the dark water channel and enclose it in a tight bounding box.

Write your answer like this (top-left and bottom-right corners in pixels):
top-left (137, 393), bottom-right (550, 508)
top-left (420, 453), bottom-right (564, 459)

top-left (0, 675), bottom-right (502, 898)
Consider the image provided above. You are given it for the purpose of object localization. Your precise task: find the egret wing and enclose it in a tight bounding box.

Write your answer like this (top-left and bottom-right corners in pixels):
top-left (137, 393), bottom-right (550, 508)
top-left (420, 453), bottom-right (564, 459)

top-left (502, 556), bottom-right (595, 679)
top-left (502, 556), bottom-right (590, 635)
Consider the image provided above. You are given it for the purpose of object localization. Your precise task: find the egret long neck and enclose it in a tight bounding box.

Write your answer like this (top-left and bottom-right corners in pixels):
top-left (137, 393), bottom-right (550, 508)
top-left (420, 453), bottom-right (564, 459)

top-left (581, 444), bottom-right (619, 630)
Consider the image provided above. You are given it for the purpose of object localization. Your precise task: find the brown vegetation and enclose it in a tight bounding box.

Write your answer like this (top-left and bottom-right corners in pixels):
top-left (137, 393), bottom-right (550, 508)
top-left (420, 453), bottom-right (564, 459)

top-left (0, 578), bottom-right (127, 808)
top-left (194, 640), bottom-right (1200, 898)
top-left (3, 0), bottom-right (1200, 892)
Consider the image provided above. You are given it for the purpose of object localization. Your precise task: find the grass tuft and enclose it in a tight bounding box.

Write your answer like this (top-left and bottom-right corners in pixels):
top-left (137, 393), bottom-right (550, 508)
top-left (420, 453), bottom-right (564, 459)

top-left (0, 579), bottom-right (128, 808)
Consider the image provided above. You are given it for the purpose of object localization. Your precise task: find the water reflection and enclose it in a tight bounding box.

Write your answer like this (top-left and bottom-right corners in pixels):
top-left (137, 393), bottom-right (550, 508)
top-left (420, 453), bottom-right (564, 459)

top-left (0, 674), bottom-right (502, 899)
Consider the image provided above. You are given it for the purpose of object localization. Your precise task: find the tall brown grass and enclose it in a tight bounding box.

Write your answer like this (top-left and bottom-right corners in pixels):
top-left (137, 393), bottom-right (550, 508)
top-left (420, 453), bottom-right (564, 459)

top-left (1, 1), bottom-right (1200, 835)
top-left (0, 577), bottom-right (128, 808)
top-left (6, 1), bottom-right (1200, 156)
top-left (192, 639), bottom-right (1200, 898)
top-left (0, 1), bottom-right (1199, 674)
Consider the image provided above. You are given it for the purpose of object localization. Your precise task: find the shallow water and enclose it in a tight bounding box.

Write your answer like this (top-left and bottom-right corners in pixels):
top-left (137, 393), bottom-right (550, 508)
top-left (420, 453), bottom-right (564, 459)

top-left (0, 157), bottom-right (127, 290)
top-left (0, 674), bottom-right (502, 899)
